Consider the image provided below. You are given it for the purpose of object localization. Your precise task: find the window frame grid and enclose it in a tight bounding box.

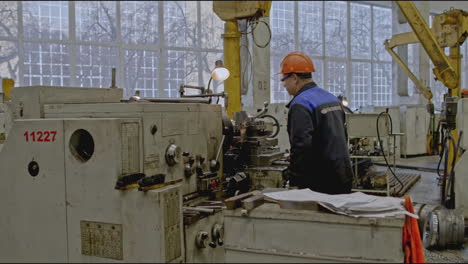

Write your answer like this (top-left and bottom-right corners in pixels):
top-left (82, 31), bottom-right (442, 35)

top-left (0, 1), bottom-right (224, 98)
top-left (270, 1), bottom-right (393, 108)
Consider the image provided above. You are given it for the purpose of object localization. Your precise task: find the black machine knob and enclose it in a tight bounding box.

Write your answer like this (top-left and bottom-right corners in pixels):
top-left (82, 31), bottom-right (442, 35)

top-left (195, 231), bottom-right (209, 249)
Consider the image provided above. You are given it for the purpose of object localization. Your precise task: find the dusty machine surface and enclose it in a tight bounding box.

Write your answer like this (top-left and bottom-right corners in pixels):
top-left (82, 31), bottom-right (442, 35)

top-left (17, 86), bottom-right (224, 196)
top-left (0, 86), bottom-right (225, 262)
top-left (222, 105), bottom-right (287, 197)
top-left (223, 202), bottom-right (405, 263)
top-left (0, 116), bottom-right (185, 262)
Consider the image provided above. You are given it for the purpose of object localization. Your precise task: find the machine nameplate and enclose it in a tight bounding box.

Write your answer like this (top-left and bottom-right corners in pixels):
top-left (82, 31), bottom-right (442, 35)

top-left (80, 221), bottom-right (123, 260)
top-left (144, 154), bottom-right (160, 170)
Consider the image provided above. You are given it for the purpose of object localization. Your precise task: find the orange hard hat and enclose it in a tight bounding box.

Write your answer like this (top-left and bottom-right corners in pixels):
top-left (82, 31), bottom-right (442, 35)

top-left (279, 51), bottom-right (315, 74)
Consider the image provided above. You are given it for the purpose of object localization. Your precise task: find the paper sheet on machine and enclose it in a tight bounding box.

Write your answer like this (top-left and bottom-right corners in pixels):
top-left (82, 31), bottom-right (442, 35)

top-left (264, 189), bottom-right (418, 219)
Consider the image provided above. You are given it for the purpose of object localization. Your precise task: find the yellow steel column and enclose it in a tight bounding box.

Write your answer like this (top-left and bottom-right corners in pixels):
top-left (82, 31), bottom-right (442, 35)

top-left (222, 20), bottom-right (241, 119)
top-left (2, 78), bottom-right (14, 101)
top-left (447, 46), bottom-right (462, 174)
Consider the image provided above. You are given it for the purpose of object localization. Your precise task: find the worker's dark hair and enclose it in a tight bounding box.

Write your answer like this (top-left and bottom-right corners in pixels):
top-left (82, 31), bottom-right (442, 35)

top-left (293, 72), bottom-right (312, 79)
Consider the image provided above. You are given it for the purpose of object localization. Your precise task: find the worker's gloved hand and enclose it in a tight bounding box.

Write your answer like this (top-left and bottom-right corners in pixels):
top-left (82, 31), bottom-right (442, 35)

top-left (283, 167), bottom-right (291, 182)
top-left (284, 167), bottom-right (301, 189)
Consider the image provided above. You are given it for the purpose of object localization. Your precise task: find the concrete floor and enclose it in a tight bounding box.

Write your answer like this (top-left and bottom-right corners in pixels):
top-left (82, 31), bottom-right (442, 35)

top-left (377, 155), bottom-right (467, 263)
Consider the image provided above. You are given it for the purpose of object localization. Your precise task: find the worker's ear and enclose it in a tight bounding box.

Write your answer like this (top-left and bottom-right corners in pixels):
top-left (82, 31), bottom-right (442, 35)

top-left (292, 73), bottom-right (299, 83)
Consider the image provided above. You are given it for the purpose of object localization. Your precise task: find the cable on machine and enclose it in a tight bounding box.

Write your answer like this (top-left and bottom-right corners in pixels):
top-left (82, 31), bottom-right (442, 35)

top-left (251, 19), bottom-right (271, 48)
top-left (376, 111), bottom-right (404, 194)
top-left (240, 43), bottom-right (253, 93)
top-left (239, 17), bottom-right (272, 49)
top-left (442, 130), bottom-right (463, 208)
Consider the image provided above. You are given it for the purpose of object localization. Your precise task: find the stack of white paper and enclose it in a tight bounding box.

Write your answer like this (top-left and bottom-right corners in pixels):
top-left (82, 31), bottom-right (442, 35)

top-left (264, 189), bottom-right (418, 219)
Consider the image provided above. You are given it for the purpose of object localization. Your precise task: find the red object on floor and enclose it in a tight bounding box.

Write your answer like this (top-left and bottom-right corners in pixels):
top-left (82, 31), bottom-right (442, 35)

top-left (462, 89), bottom-right (468, 98)
top-left (403, 195), bottom-right (425, 263)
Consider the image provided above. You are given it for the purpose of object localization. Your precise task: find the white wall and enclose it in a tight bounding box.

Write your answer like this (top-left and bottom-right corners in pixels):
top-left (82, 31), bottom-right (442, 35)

top-left (430, 1), bottom-right (468, 13)
top-left (376, 1), bottom-right (468, 14)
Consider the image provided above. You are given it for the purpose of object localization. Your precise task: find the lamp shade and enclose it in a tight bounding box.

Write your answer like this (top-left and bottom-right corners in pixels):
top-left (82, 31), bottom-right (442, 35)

top-left (211, 67), bottom-right (230, 81)
top-left (342, 99), bottom-right (349, 107)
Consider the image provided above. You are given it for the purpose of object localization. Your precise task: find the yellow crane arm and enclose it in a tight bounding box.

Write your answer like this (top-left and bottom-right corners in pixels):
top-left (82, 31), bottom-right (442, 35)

top-left (395, 1), bottom-right (458, 90)
top-left (384, 37), bottom-right (433, 101)
top-left (385, 32), bottom-right (419, 49)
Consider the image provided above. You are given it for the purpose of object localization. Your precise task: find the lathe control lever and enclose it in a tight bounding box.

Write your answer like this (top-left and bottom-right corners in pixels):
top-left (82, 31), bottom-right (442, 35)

top-left (209, 224), bottom-right (224, 248)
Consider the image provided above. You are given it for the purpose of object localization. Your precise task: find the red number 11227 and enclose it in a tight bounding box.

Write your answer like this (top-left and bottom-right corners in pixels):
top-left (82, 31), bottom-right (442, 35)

top-left (24, 131), bottom-right (57, 142)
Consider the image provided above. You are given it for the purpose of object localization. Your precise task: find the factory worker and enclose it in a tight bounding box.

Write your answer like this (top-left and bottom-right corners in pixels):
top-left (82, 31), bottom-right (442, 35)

top-left (280, 51), bottom-right (353, 194)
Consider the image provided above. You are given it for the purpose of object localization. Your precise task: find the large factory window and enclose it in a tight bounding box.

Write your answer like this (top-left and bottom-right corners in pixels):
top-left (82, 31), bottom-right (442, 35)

top-left (0, 1), bottom-right (225, 100)
top-left (23, 1), bottom-right (69, 40)
top-left (270, 1), bottom-right (393, 110)
top-left (23, 42), bottom-right (70, 86)
top-left (0, 3), bottom-right (20, 81)
top-left (350, 4), bottom-right (371, 60)
top-left (0, 41), bottom-right (18, 82)
top-left (76, 45), bottom-right (118, 88)
top-left (373, 62), bottom-right (392, 106)
top-left (298, 1), bottom-right (323, 57)
top-left (200, 1), bottom-right (223, 51)
top-left (325, 1), bottom-right (347, 59)
top-left (121, 1), bottom-right (159, 45)
top-left (0, 2), bottom-right (17, 38)
top-left (125, 49), bottom-right (159, 98)
top-left (75, 1), bottom-right (116, 42)
top-left (165, 50), bottom-right (193, 98)
top-left (164, 1), bottom-right (195, 48)
top-left (326, 60), bottom-right (347, 96)
top-left (269, 1), bottom-right (294, 104)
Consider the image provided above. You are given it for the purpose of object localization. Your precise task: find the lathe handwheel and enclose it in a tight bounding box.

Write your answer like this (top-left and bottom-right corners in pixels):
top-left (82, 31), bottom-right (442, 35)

top-left (259, 114), bottom-right (280, 138)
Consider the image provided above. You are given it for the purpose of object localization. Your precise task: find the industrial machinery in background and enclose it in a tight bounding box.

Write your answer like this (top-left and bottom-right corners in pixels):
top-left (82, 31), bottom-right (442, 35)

top-left (346, 112), bottom-right (412, 196)
top-left (385, 1), bottom-right (468, 211)
top-left (413, 203), bottom-right (465, 250)
top-left (211, 0), bottom-right (288, 199)
top-left (222, 102), bottom-right (286, 197)
top-left (384, 1), bottom-right (468, 249)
